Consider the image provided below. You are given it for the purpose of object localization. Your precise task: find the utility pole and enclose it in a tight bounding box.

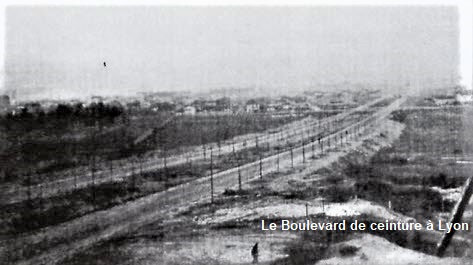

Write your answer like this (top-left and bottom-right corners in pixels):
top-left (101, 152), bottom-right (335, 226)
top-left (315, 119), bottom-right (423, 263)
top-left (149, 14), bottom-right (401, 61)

top-left (290, 146), bottom-right (294, 168)
top-left (311, 138), bottom-right (315, 157)
top-left (302, 138), bottom-right (306, 164)
top-left (437, 176), bottom-right (473, 256)
top-left (210, 147), bottom-right (214, 204)
top-left (202, 144), bottom-right (206, 161)
top-left (237, 155), bottom-right (242, 191)
top-left (131, 157), bottom-right (136, 190)
top-left (163, 148), bottom-right (168, 172)
top-left (91, 154), bottom-right (96, 209)
top-left (277, 151), bottom-right (280, 172)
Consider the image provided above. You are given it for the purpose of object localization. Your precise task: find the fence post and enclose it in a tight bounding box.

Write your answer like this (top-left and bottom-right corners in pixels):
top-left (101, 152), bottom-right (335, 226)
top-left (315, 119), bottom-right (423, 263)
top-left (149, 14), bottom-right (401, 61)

top-left (259, 153), bottom-right (263, 179)
top-left (290, 147), bottom-right (294, 168)
top-left (238, 157), bottom-right (242, 191)
top-left (302, 140), bottom-right (306, 164)
top-left (312, 140), bottom-right (315, 157)
top-left (203, 144), bottom-right (206, 161)
top-left (437, 176), bottom-right (473, 256)
top-left (277, 151), bottom-right (280, 172)
top-left (210, 147), bottom-right (214, 204)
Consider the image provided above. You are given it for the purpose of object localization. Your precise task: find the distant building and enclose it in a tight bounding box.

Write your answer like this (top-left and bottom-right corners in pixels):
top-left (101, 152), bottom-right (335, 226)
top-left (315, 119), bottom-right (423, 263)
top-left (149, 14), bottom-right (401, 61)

top-left (215, 97), bottom-right (231, 112)
top-left (245, 99), bottom-right (260, 113)
top-left (183, 105), bottom-right (196, 115)
top-left (455, 88), bottom-right (472, 104)
top-left (433, 95), bottom-right (456, 106)
top-left (456, 93), bottom-right (472, 104)
top-left (192, 99), bottom-right (218, 112)
top-left (0, 95), bottom-right (10, 111)
top-left (266, 104), bottom-right (278, 112)
top-left (245, 103), bottom-right (260, 113)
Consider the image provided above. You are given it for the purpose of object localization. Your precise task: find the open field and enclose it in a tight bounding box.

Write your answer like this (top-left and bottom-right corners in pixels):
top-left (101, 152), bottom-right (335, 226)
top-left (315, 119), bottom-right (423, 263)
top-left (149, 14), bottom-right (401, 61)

top-left (0, 111), bottom-right (308, 186)
top-left (0, 97), bottom-right (402, 264)
top-left (58, 102), bottom-right (473, 265)
top-left (0, 97), bottom-right (391, 206)
top-left (0, 98), bottom-right (392, 237)
top-left (3, 97), bottom-right (471, 265)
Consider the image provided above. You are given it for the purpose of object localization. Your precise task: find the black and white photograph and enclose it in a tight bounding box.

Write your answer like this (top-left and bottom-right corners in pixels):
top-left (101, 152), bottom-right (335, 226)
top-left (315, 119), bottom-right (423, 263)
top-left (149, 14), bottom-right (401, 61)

top-left (0, 0), bottom-right (472, 264)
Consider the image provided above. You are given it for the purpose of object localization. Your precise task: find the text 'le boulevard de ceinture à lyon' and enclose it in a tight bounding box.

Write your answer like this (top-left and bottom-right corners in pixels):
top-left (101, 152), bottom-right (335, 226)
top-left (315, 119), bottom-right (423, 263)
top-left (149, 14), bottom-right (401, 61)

top-left (261, 219), bottom-right (470, 233)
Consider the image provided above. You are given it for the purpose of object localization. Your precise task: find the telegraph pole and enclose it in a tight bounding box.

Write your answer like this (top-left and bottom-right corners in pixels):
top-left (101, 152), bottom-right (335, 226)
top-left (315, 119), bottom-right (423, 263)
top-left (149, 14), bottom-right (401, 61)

top-left (259, 153), bottom-right (263, 179)
top-left (302, 135), bottom-right (306, 163)
top-left (290, 146), bottom-right (294, 168)
top-left (319, 137), bottom-right (323, 154)
top-left (237, 155), bottom-right (242, 191)
top-left (210, 147), bottom-right (214, 204)
top-left (277, 150), bottom-right (280, 172)
top-left (437, 176), bottom-right (473, 256)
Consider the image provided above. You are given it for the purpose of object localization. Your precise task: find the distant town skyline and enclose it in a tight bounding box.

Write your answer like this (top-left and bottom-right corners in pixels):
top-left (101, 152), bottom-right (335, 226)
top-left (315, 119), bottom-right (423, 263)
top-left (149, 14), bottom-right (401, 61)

top-left (1, 5), bottom-right (470, 101)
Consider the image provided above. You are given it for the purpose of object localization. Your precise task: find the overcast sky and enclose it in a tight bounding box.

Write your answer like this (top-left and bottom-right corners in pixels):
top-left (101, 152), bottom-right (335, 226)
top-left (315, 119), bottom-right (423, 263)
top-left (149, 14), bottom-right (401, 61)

top-left (3, 6), bottom-right (462, 100)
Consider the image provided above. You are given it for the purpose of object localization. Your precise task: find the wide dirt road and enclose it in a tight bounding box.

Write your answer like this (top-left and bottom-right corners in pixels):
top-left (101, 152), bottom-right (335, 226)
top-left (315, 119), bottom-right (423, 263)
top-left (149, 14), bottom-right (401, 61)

top-left (0, 97), bottom-right (389, 204)
top-left (1, 97), bottom-right (404, 265)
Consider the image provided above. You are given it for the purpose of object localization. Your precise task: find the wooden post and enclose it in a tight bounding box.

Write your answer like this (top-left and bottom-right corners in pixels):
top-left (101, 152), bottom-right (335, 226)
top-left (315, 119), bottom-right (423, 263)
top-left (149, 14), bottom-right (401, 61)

top-left (91, 155), bottom-right (96, 209)
top-left (302, 140), bottom-right (306, 164)
top-left (27, 172), bottom-right (31, 202)
top-left (237, 157), bottom-right (242, 191)
top-left (312, 141), bottom-right (315, 157)
top-left (259, 153), bottom-right (263, 179)
top-left (131, 157), bottom-right (136, 190)
top-left (277, 152), bottom-right (280, 172)
top-left (203, 145), bottom-right (206, 161)
top-left (164, 149), bottom-right (168, 171)
top-left (437, 176), bottom-right (473, 256)
top-left (210, 148), bottom-right (214, 204)
top-left (290, 147), bottom-right (294, 168)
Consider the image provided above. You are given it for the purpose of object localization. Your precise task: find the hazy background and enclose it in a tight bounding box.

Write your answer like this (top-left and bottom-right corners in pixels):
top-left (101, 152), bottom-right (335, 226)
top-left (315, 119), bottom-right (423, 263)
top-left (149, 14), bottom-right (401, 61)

top-left (3, 6), bottom-right (461, 100)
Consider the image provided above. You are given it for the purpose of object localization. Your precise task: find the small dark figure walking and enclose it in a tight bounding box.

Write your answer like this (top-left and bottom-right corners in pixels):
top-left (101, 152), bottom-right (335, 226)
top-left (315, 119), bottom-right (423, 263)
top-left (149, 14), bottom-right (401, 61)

top-left (251, 242), bottom-right (259, 263)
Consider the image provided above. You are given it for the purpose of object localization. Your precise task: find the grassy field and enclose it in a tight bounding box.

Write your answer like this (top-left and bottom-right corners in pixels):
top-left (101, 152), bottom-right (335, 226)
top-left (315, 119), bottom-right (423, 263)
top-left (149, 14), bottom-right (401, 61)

top-left (1, 108), bottom-right (365, 237)
top-left (56, 104), bottom-right (473, 265)
top-left (0, 112), bottom-right (309, 186)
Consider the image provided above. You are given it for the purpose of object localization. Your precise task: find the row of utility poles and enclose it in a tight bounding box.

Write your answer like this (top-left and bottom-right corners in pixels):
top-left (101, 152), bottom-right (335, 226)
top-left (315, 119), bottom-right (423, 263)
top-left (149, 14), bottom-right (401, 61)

top-left (207, 112), bottom-right (367, 203)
